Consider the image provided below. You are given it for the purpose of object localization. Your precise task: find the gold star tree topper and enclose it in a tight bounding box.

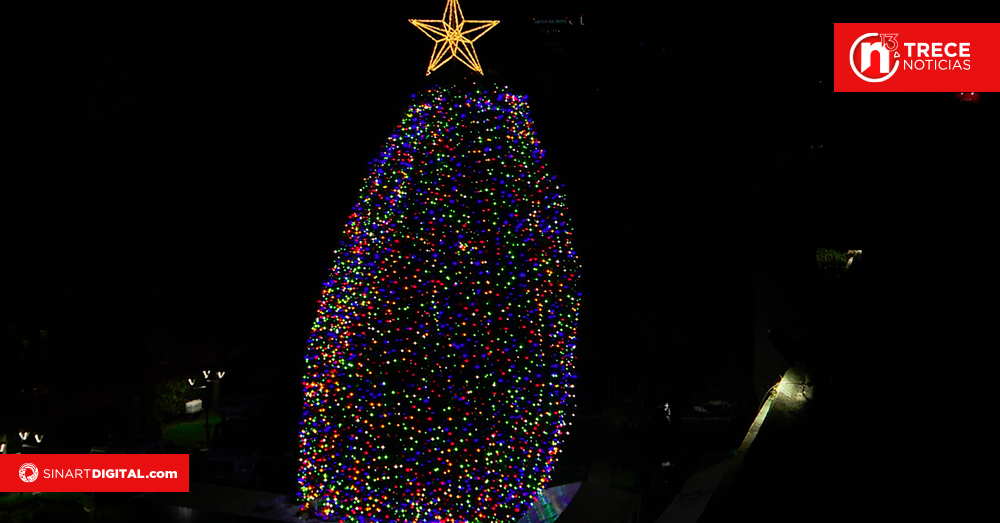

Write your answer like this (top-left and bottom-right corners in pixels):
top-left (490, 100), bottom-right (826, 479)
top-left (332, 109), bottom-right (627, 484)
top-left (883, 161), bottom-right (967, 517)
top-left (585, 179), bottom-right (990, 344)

top-left (409, 0), bottom-right (499, 75)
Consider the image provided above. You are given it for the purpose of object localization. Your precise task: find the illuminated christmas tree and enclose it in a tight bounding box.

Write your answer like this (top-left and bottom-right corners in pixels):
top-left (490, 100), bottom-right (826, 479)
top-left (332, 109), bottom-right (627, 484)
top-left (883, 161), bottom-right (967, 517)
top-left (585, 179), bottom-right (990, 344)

top-left (298, 2), bottom-right (581, 521)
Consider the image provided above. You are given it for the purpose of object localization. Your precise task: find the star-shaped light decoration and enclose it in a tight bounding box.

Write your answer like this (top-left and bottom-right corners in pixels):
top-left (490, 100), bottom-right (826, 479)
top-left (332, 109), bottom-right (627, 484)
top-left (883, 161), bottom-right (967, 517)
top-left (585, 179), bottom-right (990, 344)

top-left (409, 0), bottom-right (499, 75)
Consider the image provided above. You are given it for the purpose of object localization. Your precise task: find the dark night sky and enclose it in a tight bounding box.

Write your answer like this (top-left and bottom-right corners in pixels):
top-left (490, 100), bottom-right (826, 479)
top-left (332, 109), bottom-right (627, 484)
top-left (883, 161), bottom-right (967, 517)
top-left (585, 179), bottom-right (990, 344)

top-left (6, 13), bottom-right (997, 443)
top-left (6, 4), bottom-right (694, 389)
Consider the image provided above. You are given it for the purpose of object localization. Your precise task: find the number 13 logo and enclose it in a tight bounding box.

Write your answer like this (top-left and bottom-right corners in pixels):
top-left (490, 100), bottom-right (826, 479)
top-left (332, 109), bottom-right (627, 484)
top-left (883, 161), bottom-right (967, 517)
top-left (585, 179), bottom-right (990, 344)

top-left (880, 33), bottom-right (899, 52)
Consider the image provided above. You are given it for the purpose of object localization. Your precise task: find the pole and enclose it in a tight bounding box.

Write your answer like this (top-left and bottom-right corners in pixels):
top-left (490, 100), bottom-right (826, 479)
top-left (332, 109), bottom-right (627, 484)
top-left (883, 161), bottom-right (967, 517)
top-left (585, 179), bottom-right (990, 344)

top-left (205, 401), bottom-right (211, 447)
top-left (212, 378), bottom-right (221, 421)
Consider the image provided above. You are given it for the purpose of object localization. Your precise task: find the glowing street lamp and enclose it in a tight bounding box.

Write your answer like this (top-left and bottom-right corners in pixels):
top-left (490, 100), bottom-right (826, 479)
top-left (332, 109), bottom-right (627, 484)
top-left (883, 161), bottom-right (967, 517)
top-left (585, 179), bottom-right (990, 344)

top-left (189, 370), bottom-right (226, 447)
top-left (211, 371), bottom-right (224, 420)
top-left (18, 431), bottom-right (44, 453)
top-left (845, 249), bottom-right (862, 271)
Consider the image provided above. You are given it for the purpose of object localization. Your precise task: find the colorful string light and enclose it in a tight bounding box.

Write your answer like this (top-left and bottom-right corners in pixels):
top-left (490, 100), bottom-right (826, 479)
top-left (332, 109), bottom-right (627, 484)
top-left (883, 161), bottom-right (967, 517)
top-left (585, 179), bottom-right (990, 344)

top-left (299, 82), bottom-right (581, 522)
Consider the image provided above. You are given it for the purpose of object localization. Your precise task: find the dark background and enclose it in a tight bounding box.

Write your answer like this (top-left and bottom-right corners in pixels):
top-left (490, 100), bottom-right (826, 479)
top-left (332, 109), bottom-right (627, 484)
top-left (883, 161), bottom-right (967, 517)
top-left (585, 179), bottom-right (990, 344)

top-left (7, 2), bottom-right (709, 411)
top-left (5, 10), bottom-right (997, 517)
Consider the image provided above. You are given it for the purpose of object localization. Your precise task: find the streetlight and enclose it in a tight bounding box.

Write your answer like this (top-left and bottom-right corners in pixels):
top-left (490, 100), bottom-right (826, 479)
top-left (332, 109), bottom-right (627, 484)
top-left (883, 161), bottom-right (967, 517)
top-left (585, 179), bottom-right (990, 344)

top-left (845, 249), bottom-right (862, 271)
top-left (189, 370), bottom-right (225, 447)
top-left (17, 431), bottom-right (44, 454)
top-left (212, 371), bottom-right (225, 423)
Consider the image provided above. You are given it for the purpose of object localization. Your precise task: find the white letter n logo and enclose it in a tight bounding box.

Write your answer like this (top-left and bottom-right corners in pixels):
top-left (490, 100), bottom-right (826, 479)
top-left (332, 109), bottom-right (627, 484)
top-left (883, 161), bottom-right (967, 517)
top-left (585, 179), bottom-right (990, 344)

top-left (860, 41), bottom-right (890, 73)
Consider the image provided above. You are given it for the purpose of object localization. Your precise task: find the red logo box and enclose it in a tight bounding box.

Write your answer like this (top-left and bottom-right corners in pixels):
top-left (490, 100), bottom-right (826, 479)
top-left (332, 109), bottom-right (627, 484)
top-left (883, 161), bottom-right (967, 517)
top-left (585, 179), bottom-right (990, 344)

top-left (834, 23), bottom-right (1000, 91)
top-left (0, 454), bottom-right (189, 492)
